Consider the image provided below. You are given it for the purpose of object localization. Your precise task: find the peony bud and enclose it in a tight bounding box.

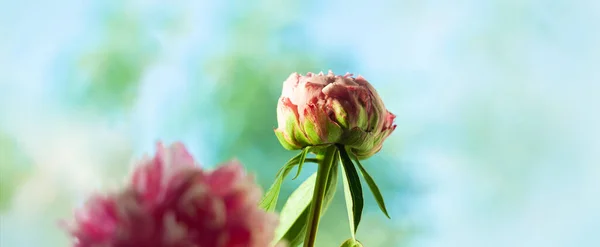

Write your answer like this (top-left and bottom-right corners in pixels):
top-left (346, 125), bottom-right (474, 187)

top-left (274, 71), bottom-right (396, 159)
top-left (63, 142), bottom-right (282, 247)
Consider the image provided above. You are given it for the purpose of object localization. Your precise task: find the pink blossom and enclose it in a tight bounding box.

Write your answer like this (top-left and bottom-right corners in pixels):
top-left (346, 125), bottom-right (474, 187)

top-left (64, 142), bottom-right (281, 247)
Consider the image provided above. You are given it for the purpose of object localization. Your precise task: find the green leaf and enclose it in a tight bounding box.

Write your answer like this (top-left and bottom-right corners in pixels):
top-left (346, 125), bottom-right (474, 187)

top-left (260, 152), bottom-right (303, 212)
top-left (260, 154), bottom-right (320, 212)
top-left (338, 144), bottom-right (364, 236)
top-left (292, 147), bottom-right (310, 180)
top-left (274, 171), bottom-right (315, 246)
top-left (351, 152), bottom-right (391, 219)
top-left (340, 238), bottom-right (364, 247)
top-left (275, 156), bottom-right (339, 247)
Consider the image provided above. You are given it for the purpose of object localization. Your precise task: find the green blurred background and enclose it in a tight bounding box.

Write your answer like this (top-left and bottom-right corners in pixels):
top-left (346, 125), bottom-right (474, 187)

top-left (1, 0), bottom-right (599, 246)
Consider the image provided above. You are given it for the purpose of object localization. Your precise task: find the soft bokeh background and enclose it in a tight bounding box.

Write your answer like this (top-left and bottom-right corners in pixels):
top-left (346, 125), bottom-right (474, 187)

top-left (1, 0), bottom-right (599, 246)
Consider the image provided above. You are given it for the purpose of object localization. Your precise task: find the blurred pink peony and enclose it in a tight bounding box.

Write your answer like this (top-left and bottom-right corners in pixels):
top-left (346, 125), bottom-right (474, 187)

top-left (275, 71), bottom-right (396, 159)
top-left (63, 142), bottom-right (282, 247)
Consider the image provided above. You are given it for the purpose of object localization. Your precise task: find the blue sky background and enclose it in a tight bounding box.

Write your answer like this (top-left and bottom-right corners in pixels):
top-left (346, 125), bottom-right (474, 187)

top-left (1, 0), bottom-right (599, 246)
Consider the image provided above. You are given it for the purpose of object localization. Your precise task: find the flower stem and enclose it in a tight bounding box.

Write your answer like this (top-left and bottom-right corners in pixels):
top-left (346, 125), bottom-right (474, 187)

top-left (303, 145), bottom-right (338, 247)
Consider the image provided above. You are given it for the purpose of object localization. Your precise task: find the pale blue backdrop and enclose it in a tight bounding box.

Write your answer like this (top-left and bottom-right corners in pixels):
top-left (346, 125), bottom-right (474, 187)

top-left (1, 0), bottom-right (599, 246)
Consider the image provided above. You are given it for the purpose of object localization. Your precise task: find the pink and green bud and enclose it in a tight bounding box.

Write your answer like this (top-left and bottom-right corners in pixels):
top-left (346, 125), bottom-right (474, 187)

top-left (274, 71), bottom-right (396, 159)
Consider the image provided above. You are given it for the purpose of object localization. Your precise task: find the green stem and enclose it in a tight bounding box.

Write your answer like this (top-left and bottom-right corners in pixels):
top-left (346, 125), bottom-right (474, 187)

top-left (303, 145), bottom-right (338, 247)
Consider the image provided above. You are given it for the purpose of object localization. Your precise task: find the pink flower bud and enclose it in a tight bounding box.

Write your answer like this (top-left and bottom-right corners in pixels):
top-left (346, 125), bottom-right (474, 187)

top-left (274, 71), bottom-right (396, 159)
top-left (63, 142), bottom-right (281, 247)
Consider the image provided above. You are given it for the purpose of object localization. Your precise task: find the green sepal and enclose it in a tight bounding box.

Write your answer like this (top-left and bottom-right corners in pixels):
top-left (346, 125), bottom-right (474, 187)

top-left (302, 106), bottom-right (343, 145)
top-left (260, 151), bottom-right (319, 212)
top-left (302, 108), bottom-right (324, 145)
top-left (324, 117), bottom-right (343, 144)
top-left (356, 101), bottom-right (369, 131)
top-left (292, 121), bottom-right (312, 148)
top-left (260, 153), bottom-right (302, 211)
top-left (338, 144), bottom-right (364, 235)
top-left (292, 146), bottom-right (310, 180)
top-left (351, 151), bottom-right (391, 219)
top-left (331, 100), bottom-right (349, 128)
top-left (340, 127), bottom-right (367, 147)
top-left (275, 129), bottom-right (302, 150)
